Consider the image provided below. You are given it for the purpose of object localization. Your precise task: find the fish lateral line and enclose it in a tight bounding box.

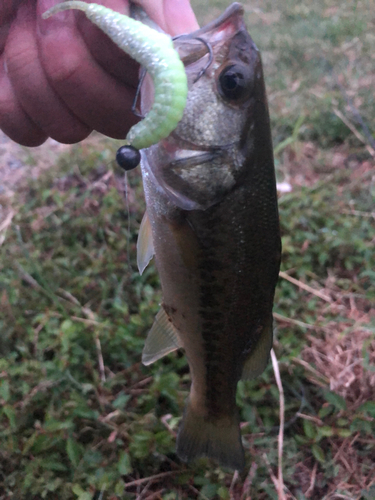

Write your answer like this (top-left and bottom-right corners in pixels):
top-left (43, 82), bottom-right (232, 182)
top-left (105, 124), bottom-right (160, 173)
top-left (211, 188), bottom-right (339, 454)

top-left (42, 1), bottom-right (188, 151)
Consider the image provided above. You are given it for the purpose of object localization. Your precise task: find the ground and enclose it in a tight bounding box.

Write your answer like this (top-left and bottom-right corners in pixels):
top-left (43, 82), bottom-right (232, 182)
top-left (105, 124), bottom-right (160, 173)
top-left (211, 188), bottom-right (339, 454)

top-left (0, 0), bottom-right (375, 498)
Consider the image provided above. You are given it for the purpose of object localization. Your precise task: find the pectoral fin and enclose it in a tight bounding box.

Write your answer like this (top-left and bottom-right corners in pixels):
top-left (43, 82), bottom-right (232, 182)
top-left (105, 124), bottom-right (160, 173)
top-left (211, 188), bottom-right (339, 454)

top-left (137, 211), bottom-right (154, 275)
top-left (142, 307), bottom-right (182, 366)
top-left (241, 316), bottom-right (274, 380)
top-left (169, 217), bottom-right (200, 271)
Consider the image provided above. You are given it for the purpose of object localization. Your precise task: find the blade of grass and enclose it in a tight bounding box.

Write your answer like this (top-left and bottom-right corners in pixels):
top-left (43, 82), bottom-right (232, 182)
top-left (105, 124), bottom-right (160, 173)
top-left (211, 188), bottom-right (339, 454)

top-left (270, 348), bottom-right (286, 500)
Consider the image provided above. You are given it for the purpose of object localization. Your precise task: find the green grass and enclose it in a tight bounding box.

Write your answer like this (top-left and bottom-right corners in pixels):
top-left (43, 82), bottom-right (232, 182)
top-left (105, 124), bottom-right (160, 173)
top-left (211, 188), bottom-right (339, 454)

top-left (1, 0), bottom-right (375, 499)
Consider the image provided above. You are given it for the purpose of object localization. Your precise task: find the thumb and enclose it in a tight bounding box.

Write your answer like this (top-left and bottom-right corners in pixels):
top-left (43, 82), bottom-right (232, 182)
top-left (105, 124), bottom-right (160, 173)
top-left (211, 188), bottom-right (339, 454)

top-left (135, 0), bottom-right (199, 36)
top-left (163, 0), bottom-right (199, 35)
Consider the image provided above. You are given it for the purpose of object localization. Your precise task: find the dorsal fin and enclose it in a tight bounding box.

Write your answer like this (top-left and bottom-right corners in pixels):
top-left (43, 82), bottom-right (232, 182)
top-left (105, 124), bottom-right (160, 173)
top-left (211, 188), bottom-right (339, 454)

top-left (241, 316), bottom-right (273, 380)
top-left (142, 307), bottom-right (182, 366)
top-left (137, 211), bottom-right (154, 275)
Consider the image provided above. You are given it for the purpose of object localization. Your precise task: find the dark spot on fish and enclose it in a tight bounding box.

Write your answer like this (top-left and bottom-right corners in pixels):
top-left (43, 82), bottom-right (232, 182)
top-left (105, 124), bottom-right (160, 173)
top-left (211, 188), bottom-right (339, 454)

top-left (242, 322), bottom-right (266, 358)
top-left (163, 304), bottom-right (177, 317)
top-left (201, 283), bottom-right (225, 296)
top-left (199, 309), bottom-right (224, 322)
top-left (198, 259), bottom-right (225, 273)
top-left (200, 294), bottom-right (220, 309)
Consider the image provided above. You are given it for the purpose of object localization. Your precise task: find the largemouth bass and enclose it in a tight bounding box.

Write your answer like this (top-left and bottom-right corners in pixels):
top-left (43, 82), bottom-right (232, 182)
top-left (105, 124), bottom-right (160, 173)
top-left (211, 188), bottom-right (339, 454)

top-left (137, 3), bottom-right (281, 471)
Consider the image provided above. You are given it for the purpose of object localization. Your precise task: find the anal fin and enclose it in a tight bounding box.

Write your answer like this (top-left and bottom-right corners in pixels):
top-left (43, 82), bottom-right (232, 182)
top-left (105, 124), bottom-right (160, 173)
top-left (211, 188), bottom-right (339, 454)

top-left (241, 315), bottom-right (274, 380)
top-left (142, 307), bottom-right (182, 366)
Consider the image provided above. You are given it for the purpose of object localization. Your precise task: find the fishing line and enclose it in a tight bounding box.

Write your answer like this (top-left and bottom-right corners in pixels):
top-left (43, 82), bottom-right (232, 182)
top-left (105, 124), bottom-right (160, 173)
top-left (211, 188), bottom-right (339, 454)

top-left (123, 170), bottom-right (133, 274)
top-left (115, 145), bottom-right (141, 275)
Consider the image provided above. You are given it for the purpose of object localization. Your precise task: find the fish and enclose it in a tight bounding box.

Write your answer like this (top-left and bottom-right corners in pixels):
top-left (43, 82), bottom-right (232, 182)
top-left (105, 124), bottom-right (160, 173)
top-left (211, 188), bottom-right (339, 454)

top-left (137, 2), bottom-right (281, 471)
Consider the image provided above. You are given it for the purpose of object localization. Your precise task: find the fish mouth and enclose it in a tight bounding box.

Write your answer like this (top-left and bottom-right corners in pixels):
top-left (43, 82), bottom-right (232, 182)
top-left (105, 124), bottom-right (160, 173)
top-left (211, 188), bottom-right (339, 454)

top-left (176, 3), bottom-right (245, 47)
top-left (142, 138), bottom-right (236, 211)
top-left (165, 134), bottom-right (236, 170)
top-left (190, 3), bottom-right (245, 36)
top-left (168, 150), bottom-right (222, 170)
top-left (142, 135), bottom-right (239, 212)
top-left (175, 3), bottom-right (248, 71)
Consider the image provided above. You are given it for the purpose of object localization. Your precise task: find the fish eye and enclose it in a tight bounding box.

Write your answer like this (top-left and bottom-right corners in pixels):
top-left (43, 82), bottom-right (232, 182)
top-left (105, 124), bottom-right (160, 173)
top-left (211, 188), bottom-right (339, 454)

top-left (218, 64), bottom-right (252, 102)
top-left (116, 145), bottom-right (141, 171)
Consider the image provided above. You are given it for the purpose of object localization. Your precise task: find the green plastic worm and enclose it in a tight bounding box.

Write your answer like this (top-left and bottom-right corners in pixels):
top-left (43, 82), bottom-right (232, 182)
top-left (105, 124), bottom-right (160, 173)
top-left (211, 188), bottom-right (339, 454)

top-left (42, 1), bottom-right (188, 150)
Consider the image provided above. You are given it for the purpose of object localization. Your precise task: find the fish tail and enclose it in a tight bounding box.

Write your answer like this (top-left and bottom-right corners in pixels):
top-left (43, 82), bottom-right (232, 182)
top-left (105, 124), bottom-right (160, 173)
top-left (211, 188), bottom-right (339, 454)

top-left (176, 400), bottom-right (245, 471)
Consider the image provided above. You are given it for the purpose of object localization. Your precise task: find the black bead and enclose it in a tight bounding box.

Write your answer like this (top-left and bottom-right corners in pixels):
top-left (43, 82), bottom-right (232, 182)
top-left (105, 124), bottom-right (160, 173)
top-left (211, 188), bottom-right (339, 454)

top-left (116, 145), bottom-right (141, 171)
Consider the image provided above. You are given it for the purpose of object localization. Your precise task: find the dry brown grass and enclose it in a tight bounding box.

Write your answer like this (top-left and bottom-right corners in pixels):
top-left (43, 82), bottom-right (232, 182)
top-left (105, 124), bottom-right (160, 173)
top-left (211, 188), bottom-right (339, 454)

top-left (296, 290), bottom-right (375, 499)
top-left (303, 327), bottom-right (375, 406)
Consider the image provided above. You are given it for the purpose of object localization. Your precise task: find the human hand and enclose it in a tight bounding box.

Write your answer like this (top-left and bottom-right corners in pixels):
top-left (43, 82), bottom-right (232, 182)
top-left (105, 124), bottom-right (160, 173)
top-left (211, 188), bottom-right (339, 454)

top-left (0, 0), bottom-right (198, 147)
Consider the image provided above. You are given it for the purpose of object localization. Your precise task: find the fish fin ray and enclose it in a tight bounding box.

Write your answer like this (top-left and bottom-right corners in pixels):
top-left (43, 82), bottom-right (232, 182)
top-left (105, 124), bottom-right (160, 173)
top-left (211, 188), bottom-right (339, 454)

top-left (137, 211), bottom-right (154, 275)
top-left (171, 218), bottom-right (200, 270)
top-left (176, 400), bottom-right (245, 471)
top-left (241, 315), bottom-right (273, 380)
top-left (142, 308), bottom-right (182, 366)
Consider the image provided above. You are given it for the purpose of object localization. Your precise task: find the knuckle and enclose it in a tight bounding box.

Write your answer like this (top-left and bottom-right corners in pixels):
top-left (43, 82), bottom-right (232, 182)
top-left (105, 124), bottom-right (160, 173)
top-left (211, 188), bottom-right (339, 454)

top-left (44, 51), bottom-right (82, 87)
top-left (5, 43), bottom-right (36, 77)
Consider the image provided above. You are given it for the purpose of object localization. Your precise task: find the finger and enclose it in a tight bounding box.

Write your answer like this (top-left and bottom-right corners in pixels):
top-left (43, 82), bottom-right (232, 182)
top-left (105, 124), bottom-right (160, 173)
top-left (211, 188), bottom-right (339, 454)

top-left (163, 0), bottom-right (199, 35)
top-left (5, 1), bottom-right (91, 144)
top-left (0, 21), bottom-right (11, 55)
top-left (75, 0), bottom-right (140, 84)
top-left (37, 0), bottom-right (139, 139)
top-left (0, 0), bottom-right (23, 56)
top-left (136, 0), bottom-right (199, 36)
top-left (0, 0), bottom-right (23, 25)
top-left (0, 57), bottom-right (47, 146)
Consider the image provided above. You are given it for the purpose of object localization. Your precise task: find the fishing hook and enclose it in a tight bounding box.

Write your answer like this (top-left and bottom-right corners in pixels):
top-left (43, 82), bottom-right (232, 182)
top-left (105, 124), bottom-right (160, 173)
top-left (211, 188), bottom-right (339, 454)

top-left (131, 36), bottom-right (214, 118)
top-left (172, 35), bottom-right (214, 83)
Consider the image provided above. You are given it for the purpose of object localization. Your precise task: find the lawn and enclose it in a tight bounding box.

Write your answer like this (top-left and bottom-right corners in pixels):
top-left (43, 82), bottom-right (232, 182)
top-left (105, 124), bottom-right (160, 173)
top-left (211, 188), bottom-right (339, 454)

top-left (0, 0), bottom-right (374, 498)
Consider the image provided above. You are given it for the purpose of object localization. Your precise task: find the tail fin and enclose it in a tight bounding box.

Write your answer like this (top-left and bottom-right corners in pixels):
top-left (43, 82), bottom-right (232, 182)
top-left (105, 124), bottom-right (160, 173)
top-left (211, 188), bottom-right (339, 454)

top-left (176, 400), bottom-right (245, 471)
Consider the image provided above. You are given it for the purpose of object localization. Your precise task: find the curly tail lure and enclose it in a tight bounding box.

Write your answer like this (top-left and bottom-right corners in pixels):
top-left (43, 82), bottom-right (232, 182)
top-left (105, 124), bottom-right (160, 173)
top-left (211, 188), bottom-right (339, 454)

top-left (42, 1), bottom-right (188, 153)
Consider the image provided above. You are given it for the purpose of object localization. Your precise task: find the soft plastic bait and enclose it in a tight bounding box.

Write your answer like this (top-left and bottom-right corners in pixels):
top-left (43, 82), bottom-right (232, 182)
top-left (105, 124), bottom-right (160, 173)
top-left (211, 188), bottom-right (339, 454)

top-left (42, 1), bottom-right (188, 151)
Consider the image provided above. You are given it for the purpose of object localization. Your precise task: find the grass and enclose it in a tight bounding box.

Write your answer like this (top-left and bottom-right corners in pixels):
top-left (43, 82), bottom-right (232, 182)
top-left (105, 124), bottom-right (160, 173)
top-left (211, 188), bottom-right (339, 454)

top-left (1, 0), bottom-right (375, 498)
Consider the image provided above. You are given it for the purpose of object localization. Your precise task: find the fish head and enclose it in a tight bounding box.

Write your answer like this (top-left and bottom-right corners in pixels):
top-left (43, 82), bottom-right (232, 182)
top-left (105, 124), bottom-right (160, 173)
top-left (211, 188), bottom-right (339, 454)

top-left (141, 3), bottom-right (272, 211)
